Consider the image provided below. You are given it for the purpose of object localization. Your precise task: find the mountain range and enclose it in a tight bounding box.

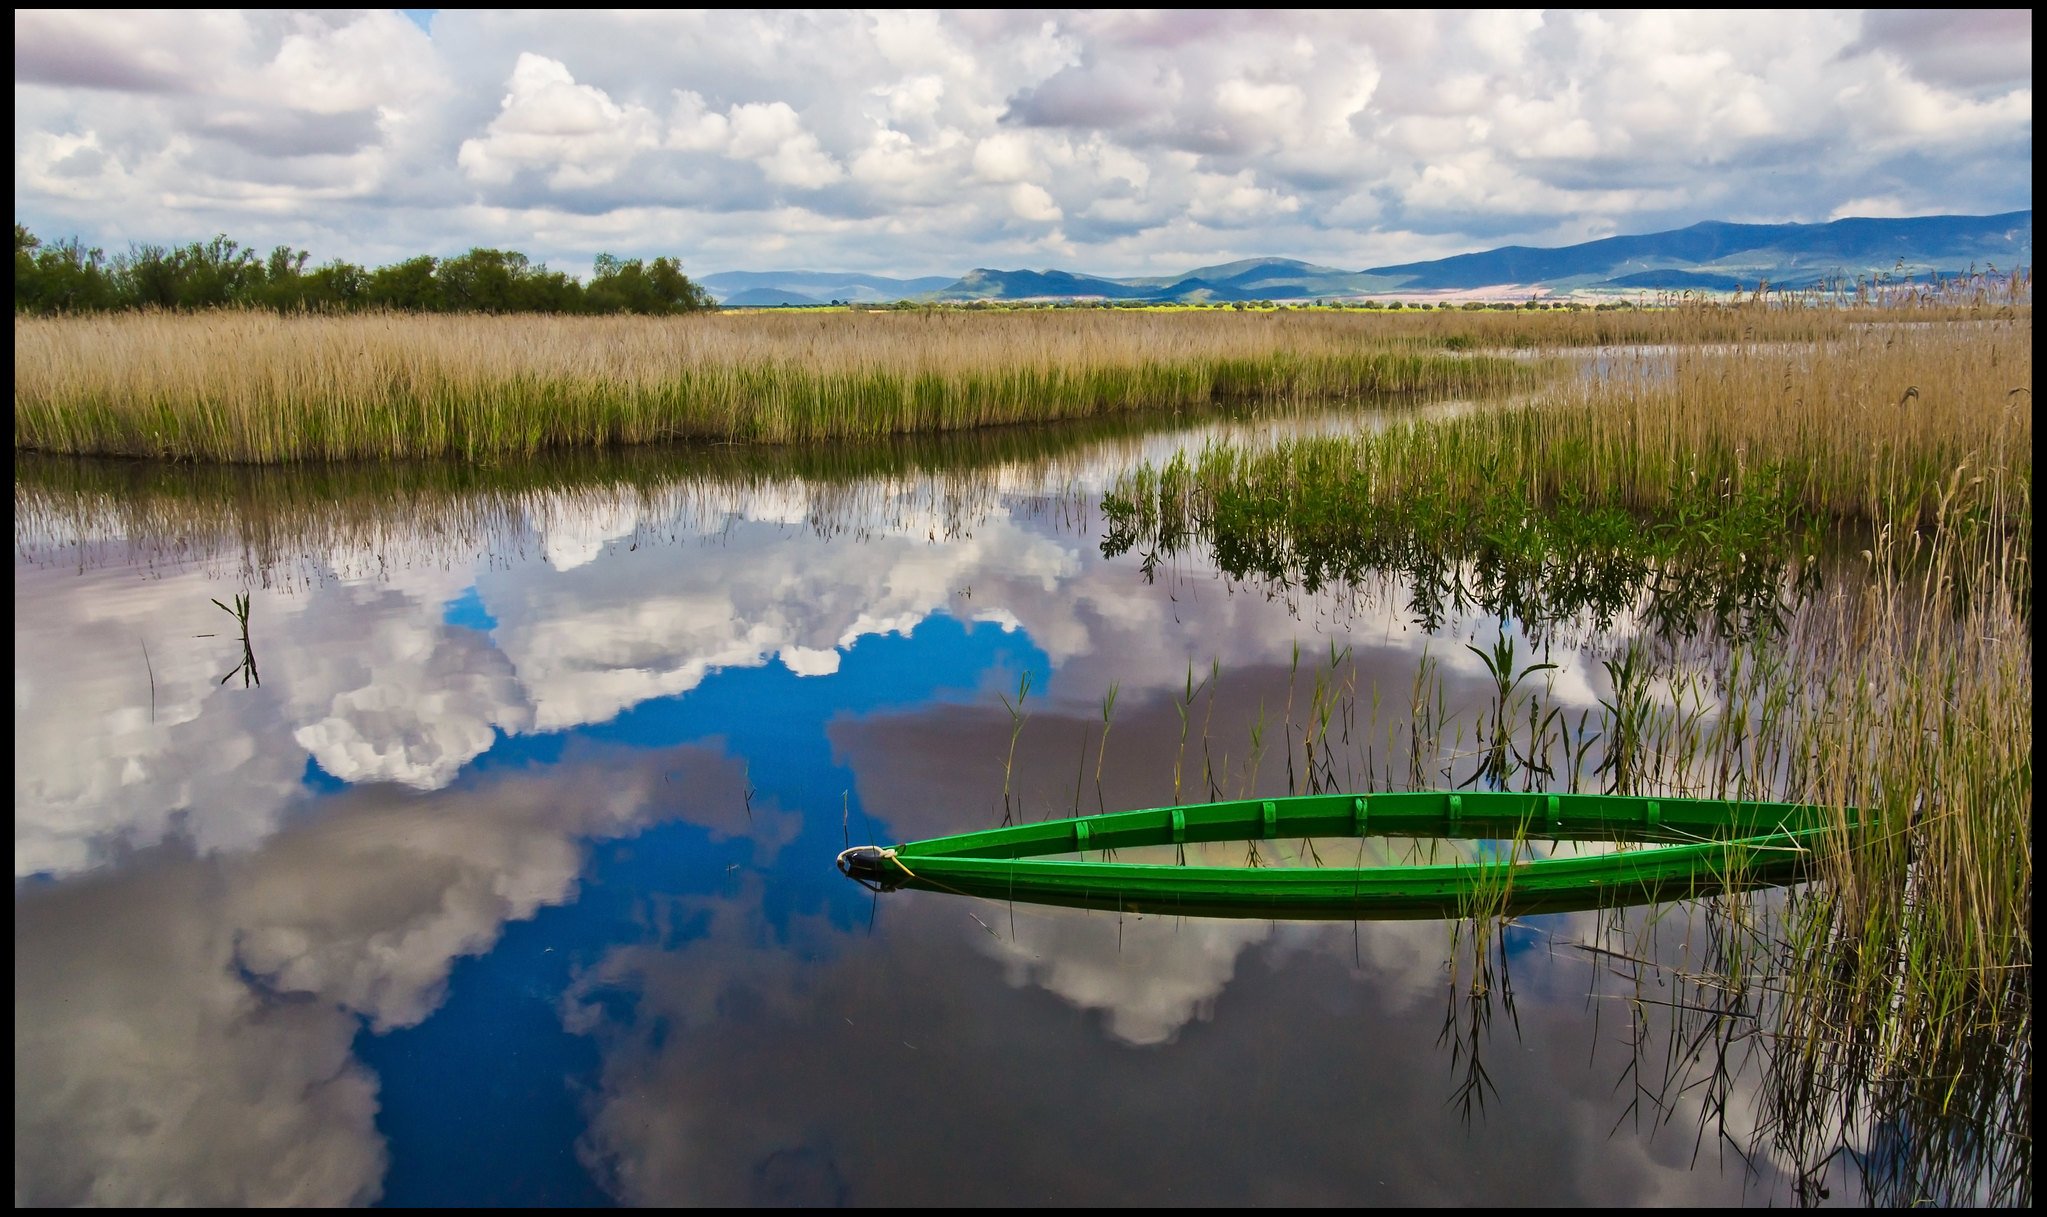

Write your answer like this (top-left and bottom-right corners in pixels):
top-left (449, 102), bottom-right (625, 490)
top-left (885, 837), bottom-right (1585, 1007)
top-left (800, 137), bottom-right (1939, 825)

top-left (698, 210), bottom-right (2031, 305)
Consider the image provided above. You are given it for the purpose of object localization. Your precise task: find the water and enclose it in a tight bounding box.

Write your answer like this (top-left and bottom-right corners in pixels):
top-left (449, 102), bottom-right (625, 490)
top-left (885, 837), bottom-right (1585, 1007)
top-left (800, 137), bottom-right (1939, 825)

top-left (9, 402), bottom-right (1907, 1205)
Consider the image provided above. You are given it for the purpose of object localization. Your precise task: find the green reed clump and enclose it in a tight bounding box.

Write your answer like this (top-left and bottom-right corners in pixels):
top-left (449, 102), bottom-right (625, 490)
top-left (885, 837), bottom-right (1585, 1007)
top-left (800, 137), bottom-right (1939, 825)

top-left (1267, 475), bottom-right (2028, 1196)
top-left (1562, 473), bottom-right (2031, 1205)
top-left (1081, 311), bottom-right (2029, 1191)
top-left (1442, 822), bottom-right (1530, 1124)
top-left (1103, 440), bottom-right (1823, 639)
top-left (1104, 317), bottom-right (2030, 634)
top-left (13, 310), bottom-right (1541, 463)
top-left (1075, 453), bottom-right (2026, 1197)
top-left (1751, 469), bottom-right (2031, 1205)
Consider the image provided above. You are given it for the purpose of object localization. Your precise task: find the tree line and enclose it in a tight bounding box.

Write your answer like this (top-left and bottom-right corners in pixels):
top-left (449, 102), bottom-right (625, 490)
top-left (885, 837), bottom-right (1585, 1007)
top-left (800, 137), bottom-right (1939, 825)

top-left (14, 225), bottom-right (717, 315)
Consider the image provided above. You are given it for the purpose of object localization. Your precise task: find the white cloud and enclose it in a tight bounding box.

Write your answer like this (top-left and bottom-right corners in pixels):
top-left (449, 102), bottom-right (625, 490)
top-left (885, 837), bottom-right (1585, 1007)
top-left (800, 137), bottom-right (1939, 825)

top-left (15, 415), bottom-right (1662, 884)
top-left (725, 101), bottom-right (844, 189)
top-left (1186, 170), bottom-right (1301, 225)
top-left (256, 11), bottom-right (445, 117)
top-left (1212, 77), bottom-right (1306, 150)
top-left (14, 738), bottom-right (736, 1205)
top-left (1829, 195), bottom-right (1916, 221)
top-left (971, 131), bottom-right (1036, 183)
top-left (534, 491), bottom-right (643, 571)
top-left (848, 126), bottom-right (968, 198)
top-left (874, 73), bottom-right (947, 126)
top-left (15, 863), bottom-right (386, 1206)
top-left (222, 755), bottom-right (694, 1030)
top-left (14, 568), bottom-right (322, 877)
top-left (1008, 181), bottom-right (1063, 223)
top-left (664, 89), bottom-right (732, 152)
top-left (457, 53), bottom-right (663, 188)
top-left (486, 493), bottom-right (1080, 732)
top-left (780, 646), bottom-right (843, 677)
top-left (985, 911), bottom-right (1277, 1044)
top-left (288, 622), bottom-right (530, 789)
top-left (11, 9), bottom-right (2027, 279)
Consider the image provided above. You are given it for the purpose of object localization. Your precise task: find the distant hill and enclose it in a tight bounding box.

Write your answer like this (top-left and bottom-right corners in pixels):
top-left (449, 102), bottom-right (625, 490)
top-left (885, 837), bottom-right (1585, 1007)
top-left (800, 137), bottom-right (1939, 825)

top-left (698, 270), bottom-right (957, 305)
top-left (1364, 212), bottom-right (2033, 292)
top-left (703, 212), bottom-right (2030, 305)
top-left (937, 258), bottom-right (1403, 303)
top-left (1601, 270), bottom-right (1747, 292)
top-left (942, 267), bottom-right (1152, 300)
top-left (719, 287), bottom-right (829, 307)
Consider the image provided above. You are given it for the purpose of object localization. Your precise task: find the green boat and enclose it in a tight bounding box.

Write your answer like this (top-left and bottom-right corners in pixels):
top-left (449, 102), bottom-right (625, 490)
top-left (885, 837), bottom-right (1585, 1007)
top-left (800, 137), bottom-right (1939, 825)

top-left (836, 790), bottom-right (1858, 920)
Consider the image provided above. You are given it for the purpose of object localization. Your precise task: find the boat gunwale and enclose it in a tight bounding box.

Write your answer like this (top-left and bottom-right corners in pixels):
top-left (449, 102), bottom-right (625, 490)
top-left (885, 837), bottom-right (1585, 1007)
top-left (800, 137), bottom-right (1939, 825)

top-left (893, 790), bottom-right (1852, 860)
top-left (840, 790), bottom-right (1859, 919)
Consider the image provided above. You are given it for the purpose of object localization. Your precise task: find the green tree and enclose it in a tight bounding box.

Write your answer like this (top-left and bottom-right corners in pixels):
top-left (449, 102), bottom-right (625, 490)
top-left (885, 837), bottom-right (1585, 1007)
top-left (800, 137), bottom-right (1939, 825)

top-left (366, 255), bottom-right (440, 311)
top-left (510, 264), bottom-right (581, 313)
top-left (646, 256), bottom-right (714, 312)
top-left (14, 225), bottom-right (42, 308)
top-left (14, 225), bottom-right (118, 313)
top-left (587, 252), bottom-right (716, 314)
top-left (114, 244), bottom-right (180, 308)
top-left (171, 235), bottom-right (260, 308)
top-left (17, 223), bottom-right (717, 316)
top-left (249, 244), bottom-right (313, 311)
top-left (435, 247), bottom-right (526, 312)
top-left (300, 259), bottom-right (369, 311)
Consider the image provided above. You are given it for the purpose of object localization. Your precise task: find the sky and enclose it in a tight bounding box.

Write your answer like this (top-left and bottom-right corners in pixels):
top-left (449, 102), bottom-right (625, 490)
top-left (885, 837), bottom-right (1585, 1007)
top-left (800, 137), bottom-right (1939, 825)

top-left (12, 9), bottom-right (2034, 280)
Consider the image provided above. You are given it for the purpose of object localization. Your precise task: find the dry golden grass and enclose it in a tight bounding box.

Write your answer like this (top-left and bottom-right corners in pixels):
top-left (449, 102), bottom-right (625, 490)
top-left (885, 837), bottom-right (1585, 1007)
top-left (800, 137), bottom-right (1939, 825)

top-left (13, 309), bottom-right (1537, 462)
top-left (1576, 317), bottom-right (2030, 519)
top-left (1117, 315), bottom-right (2031, 535)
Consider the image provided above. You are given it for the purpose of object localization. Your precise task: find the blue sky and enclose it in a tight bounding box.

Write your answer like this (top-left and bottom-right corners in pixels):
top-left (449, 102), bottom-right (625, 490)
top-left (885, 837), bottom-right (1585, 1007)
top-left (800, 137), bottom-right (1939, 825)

top-left (13, 9), bottom-right (2033, 278)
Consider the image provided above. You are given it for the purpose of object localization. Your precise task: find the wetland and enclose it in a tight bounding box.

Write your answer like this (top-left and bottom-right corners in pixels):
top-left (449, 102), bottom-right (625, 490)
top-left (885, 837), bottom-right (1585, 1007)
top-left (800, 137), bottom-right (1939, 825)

top-left (12, 306), bottom-right (2030, 1206)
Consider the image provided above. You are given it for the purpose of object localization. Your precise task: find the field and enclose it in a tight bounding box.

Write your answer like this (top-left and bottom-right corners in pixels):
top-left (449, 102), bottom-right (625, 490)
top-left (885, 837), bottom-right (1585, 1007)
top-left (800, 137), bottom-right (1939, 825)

top-left (14, 309), bottom-right (1544, 462)
top-left (12, 297), bottom-right (2032, 1202)
top-left (12, 294), bottom-right (2020, 464)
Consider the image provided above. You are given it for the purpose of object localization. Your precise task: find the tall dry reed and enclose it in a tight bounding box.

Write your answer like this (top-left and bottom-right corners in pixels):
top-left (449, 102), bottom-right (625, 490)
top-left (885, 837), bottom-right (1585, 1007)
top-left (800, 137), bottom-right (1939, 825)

top-left (1113, 316), bottom-right (2031, 536)
top-left (13, 310), bottom-right (1536, 463)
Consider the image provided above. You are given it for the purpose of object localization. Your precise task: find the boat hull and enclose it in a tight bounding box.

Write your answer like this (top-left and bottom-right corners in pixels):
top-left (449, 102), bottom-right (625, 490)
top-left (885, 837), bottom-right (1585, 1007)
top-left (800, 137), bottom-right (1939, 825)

top-left (838, 791), bottom-right (1854, 920)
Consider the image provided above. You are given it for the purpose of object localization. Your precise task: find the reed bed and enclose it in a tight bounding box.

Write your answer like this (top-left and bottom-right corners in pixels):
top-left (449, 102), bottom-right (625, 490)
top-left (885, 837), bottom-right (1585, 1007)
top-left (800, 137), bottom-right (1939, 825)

top-left (1078, 309), bottom-right (2029, 1200)
top-left (12, 310), bottom-right (1538, 463)
top-left (1109, 316), bottom-right (2031, 541)
top-left (1030, 502), bottom-right (2029, 1199)
top-left (1736, 473), bottom-right (2031, 1204)
top-left (1195, 291), bottom-right (2021, 350)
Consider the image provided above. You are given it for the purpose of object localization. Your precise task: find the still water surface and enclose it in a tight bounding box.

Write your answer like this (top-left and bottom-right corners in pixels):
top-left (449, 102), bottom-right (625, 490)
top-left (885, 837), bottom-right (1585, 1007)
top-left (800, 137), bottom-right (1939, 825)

top-left (16, 401), bottom-right (1855, 1205)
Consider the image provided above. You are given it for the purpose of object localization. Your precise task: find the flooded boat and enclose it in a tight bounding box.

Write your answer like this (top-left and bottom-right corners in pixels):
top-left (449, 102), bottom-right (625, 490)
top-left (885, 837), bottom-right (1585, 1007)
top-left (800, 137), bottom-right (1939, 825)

top-left (837, 790), bottom-right (1855, 919)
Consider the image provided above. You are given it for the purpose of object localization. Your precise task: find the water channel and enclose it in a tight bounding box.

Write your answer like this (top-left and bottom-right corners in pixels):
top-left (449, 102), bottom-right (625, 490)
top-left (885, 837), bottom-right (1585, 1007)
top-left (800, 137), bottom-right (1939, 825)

top-left (12, 395), bottom-right (1972, 1206)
